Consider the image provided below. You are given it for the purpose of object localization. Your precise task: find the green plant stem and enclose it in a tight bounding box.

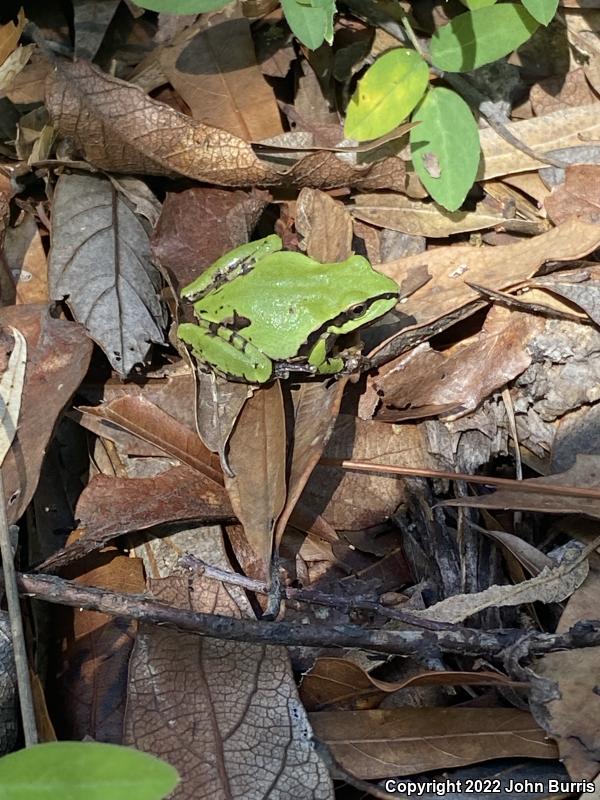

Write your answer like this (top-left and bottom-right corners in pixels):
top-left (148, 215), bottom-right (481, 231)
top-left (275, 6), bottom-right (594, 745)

top-left (0, 472), bottom-right (38, 746)
top-left (396, 6), bottom-right (424, 58)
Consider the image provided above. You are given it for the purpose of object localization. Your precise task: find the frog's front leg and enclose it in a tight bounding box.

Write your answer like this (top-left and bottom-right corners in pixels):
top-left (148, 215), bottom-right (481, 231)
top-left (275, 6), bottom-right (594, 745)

top-left (308, 335), bottom-right (369, 376)
top-left (178, 322), bottom-right (274, 383)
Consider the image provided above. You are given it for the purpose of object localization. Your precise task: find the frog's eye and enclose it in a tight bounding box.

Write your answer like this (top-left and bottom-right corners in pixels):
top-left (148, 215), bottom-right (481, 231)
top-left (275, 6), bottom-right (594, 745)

top-left (348, 302), bottom-right (367, 318)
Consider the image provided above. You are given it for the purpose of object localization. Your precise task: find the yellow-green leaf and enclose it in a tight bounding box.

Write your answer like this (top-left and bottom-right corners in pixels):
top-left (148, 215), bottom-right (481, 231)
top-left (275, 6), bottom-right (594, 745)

top-left (410, 87), bottom-right (480, 211)
top-left (135, 0), bottom-right (232, 11)
top-left (0, 742), bottom-right (179, 800)
top-left (521, 0), bottom-right (558, 25)
top-left (430, 5), bottom-right (539, 73)
top-left (345, 48), bottom-right (429, 142)
top-left (460, 0), bottom-right (497, 7)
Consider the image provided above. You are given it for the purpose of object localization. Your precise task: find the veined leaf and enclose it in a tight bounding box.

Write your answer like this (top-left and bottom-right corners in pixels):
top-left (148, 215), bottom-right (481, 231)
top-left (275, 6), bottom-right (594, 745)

top-left (345, 48), bottom-right (429, 142)
top-left (430, 5), bottom-right (539, 72)
top-left (0, 742), bottom-right (179, 800)
top-left (410, 87), bottom-right (480, 211)
top-left (281, 0), bottom-right (335, 50)
top-left (521, 0), bottom-right (558, 25)
top-left (134, 0), bottom-right (233, 12)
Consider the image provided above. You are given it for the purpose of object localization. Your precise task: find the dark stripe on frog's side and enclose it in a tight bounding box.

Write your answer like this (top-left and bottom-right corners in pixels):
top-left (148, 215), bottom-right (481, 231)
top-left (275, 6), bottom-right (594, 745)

top-left (296, 291), bottom-right (398, 357)
top-left (185, 253), bottom-right (262, 302)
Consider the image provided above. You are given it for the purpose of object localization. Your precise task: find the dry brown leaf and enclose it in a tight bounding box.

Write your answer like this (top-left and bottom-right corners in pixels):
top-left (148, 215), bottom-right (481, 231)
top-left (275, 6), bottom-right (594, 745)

top-left (124, 530), bottom-right (333, 800)
top-left (3, 50), bottom-right (47, 104)
top-left (0, 43), bottom-right (33, 93)
top-left (2, 212), bottom-right (48, 305)
top-left (545, 164), bottom-right (600, 225)
top-left (302, 415), bottom-right (433, 531)
top-left (156, 13), bottom-right (283, 141)
top-left (0, 326), bottom-right (26, 466)
top-left (301, 658), bottom-right (522, 711)
top-left (50, 544), bottom-right (145, 742)
top-left (45, 59), bottom-right (407, 190)
top-left (478, 103), bottom-right (600, 179)
top-left (534, 650), bottom-right (600, 782)
top-left (350, 195), bottom-right (531, 238)
top-left (0, 304), bottom-right (93, 525)
top-left (79, 396), bottom-right (223, 487)
top-left (37, 466), bottom-right (234, 574)
top-left (0, 9), bottom-right (25, 67)
top-left (366, 307), bottom-right (542, 422)
top-left (310, 708), bottom-right (557, 779)
top-left (531, 264), bottom-right (600, 327)
top-left (530, 69), bottom-right (597, 116)
top-left (45, 59), bottom-right (273, 185)
top-left (151, 186), bottom-right (269, 293)
top-left (225, 382), bottom-right (287, 580)
top-left (411, 542), bottom-right (589, 624)
top-left (275, 380), bottom-right (348, 547)
top-left (375, 218), bottom-right (600, 336)
top-left (295, 188), bottom-right (353, 263)
top-left (530, 549), bottom-right (600, 782)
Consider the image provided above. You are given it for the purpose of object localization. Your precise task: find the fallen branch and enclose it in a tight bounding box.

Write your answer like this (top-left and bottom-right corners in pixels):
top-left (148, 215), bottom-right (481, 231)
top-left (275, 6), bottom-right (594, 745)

top-left (12, 572), bottom-right (600, 662)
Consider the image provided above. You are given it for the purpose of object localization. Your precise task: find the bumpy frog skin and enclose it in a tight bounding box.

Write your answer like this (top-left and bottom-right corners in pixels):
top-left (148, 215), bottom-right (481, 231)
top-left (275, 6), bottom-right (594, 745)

top-left (177, 235), bottom-right (399, 383)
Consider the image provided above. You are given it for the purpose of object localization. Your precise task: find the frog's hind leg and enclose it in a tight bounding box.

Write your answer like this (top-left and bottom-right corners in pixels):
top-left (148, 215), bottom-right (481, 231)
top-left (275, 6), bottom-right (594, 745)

top-left (178, 323), bottom-right (273, 383)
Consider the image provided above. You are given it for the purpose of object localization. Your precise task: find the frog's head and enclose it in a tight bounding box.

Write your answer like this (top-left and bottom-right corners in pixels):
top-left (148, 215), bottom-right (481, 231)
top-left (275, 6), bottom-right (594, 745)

top-left (329, 255), bottom-right (399, 335)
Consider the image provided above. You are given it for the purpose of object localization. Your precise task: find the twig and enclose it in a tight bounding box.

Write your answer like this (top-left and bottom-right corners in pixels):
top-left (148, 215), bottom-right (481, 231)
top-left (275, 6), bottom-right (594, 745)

top-left (319, 458), bottom-right (600, 502)
top-left (0, 474), bottom-right (38, 746)
top-left (11, 572), bottom-right (600, 663)
top-left (180, 553), bottom-right (454, 631)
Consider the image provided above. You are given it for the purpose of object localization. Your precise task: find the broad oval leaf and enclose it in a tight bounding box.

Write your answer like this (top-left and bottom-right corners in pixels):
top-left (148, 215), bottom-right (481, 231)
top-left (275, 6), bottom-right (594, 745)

top-left (134, 0), bottom-right (233, 12)
top-left (410, 86), bottom-right (480, 211)
top-left (280, 0), bottom-right (335, 50)
top-left (345, 48), bottom-right (429, 142)
top-left (430, 5), bottom-right (539, 72)
top-left (460, 0), bottom-right (497, 7)
top-left (521, 0), bottom-right (559, 25)
top-left (0, 742), bottom-right (179, 800)
top-left (49, 173), bottom-right (166, 377)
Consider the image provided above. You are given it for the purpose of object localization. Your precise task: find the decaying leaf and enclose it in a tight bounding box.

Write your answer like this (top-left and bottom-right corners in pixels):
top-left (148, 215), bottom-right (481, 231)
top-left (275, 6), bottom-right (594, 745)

top-left (50, 544), bottom-right (145, 742)
top-left (310, 708), bottom-right (557, 779)
top-left (370, 218), bottom-right (600, 365)
top-left (478, 102), bottom-right (600, 179)
top-left (350, 195), bottom-right (533, 238)
top-left (367, 307), bottom-right (543, 422)
top-left (49, 172), bottom-right (165, 376)
top-left (2, 212), bottom-right (49, 305)
top-left (0, 9), bottom-right (25, 67)
top-left (0, 44), bottom-right (34, 94)
top-left (225, 381), bottom-right (286, 580)
top-left (125, 529), bottom-right (334, 800)
top-left (156, 13), bottom-right (284, 141)
top-left (411, 542), bottom-right (590, 624)
top-left (301, 658), bottom-right (522, 711)
top-left (78, 395), bottom-right (223, 486)
top-left (151, 186), bottom-right (269, 292)
top-left (0, 305), bottom-right (93, 525)
top-left (45, 59), bottom-right (274, 186)
top-left (0, 326), bottom-right (26, 466)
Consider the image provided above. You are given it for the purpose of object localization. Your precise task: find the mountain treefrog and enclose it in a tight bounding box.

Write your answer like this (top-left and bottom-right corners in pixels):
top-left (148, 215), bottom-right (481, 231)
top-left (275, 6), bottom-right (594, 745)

top-left (177, 235), bottom-right (399, 383)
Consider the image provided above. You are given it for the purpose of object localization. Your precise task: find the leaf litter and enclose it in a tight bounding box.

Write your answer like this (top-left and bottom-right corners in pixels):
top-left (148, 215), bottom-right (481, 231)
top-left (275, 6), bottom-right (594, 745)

top-left (2, 3), bottom-right (600, 798)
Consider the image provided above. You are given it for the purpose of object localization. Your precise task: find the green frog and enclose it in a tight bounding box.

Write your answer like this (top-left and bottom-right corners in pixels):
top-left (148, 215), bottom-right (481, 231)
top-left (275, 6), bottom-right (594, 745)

top-left (177, 235), bottom-right (398, 383)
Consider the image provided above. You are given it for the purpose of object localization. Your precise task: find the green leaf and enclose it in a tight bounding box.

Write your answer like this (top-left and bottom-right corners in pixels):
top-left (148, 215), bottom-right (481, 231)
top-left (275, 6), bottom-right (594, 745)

top-left (460, 0), bottom-right (497, 8)
top-left (344, 48), bottom-right (429, 142)
top-left (134, 0), bottom-right (232, 12)
top-left (521, 0), bottom-right (558, 25)
top-left (0, 742), bottom-right (180, 800)
top-left (410, 87), bottom-right (480, 211)
top-left (430, 4), bottom-right (539, 72)
top-left (280, 0), bottom-right (335, 49)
